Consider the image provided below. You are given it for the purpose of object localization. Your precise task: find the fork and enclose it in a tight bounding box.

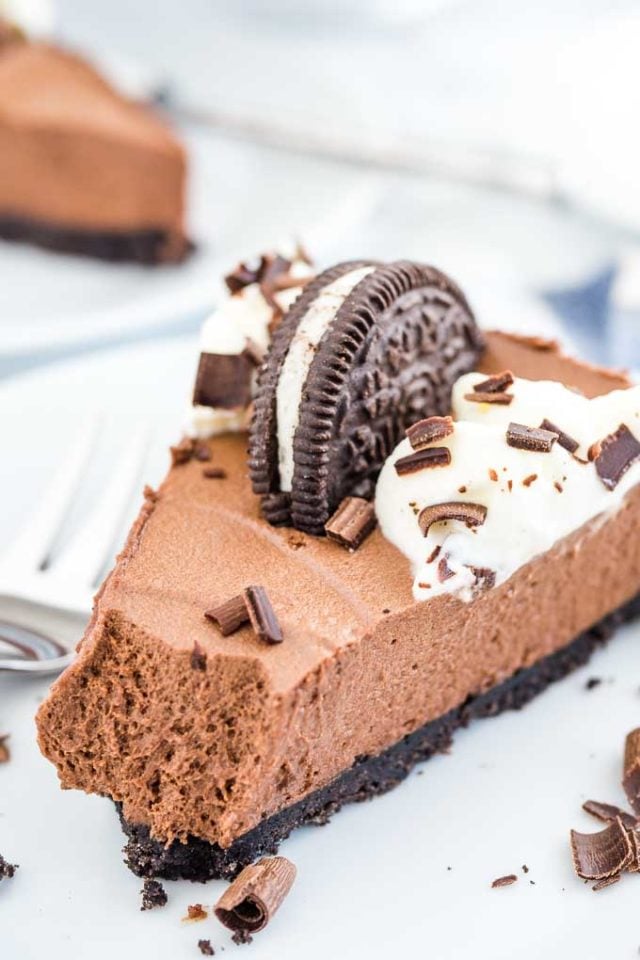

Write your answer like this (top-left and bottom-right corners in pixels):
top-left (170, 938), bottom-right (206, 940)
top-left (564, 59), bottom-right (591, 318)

top-left (0, 419), bottom-right (149, 675)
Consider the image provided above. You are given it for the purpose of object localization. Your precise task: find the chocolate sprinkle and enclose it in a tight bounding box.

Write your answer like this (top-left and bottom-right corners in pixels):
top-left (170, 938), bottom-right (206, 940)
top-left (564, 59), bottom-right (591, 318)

top-left (418, 501), bottom-right (487, 537)
top-left (522, 474), bottom-right (538, 487)
top-left (214, 856), bottom-right (296, 934)
top-left (539, 418), bottom-right (579, 454)
top-left (198, 941), bottom-right (215, 956)
top-left (491, 874), bottom-right (518, 888)
top-left (406, 416), bottom-right (454, 450)
top-left (594, 424), bottom-right (640, 491)
top-left (244, 586), bottom-right (283, 644)
top-left (623, 728), bottom-right (640, 815)
top-left (205, 595), bottom-right (249, 637)
top-left (506, 422), bottom-right (558, 453)
top-left (570, 819), bottom-right (633, 880)
top-left (394, 446), bottom-right (451, 475)
top-left (473, 370), bottom-right (514, 394)
top-left (193, 352), bottom-right (254, 410)
top-left (324, 496), bottom-right (377, 550)
top-left (140, 879), bottom-right (167, 910)
top-left (583, 800), bottom-right (638, 831)
top-left (464, 391), bottom-right (513, 405)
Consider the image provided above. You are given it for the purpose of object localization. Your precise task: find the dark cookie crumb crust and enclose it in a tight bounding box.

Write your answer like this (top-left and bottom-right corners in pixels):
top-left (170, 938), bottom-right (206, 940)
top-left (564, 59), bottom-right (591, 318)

top-left (119, 592), bottom-right (640, 882)
top-left (0, 214), bottom-right (192, 265)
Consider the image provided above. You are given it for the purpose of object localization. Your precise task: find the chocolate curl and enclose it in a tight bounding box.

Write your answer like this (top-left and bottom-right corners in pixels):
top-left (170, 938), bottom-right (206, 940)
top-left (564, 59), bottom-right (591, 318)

top-left (418, 501), bottom-right (487, 537)
top-left (205, 595), bottom-right (249, 636)
top-left (473, 370), bottom-right (514, 394)
top-left (214, 857), bottom-right (297, 934)
top-left (244, 586), bottom-right (284, 644)
top-left (570, 818), bottom-right (633, 881)
top-left (325, 496), bottom-right (377, 550)
top-left (405, 416), bottom-right (454, 450)
top-left (595, 424), bottom-right (640, 491)
top-left (582, 800), bottom-right (638, 831)
top-left (623, 728), bottom-right (640, 815)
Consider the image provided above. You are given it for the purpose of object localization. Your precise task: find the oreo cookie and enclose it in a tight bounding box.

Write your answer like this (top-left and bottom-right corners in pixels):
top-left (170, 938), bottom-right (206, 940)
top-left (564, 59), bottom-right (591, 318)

top-left (249, 260), bottom-right (483, 535)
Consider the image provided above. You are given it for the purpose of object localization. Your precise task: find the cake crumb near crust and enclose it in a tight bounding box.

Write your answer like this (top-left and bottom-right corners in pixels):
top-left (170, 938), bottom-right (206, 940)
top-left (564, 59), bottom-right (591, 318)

top-left (140, 878), bottom-right (167, 910)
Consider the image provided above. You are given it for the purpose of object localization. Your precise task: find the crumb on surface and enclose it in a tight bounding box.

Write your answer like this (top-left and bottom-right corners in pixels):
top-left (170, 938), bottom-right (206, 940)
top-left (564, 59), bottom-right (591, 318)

top-left (585, 677), bottom-right (602, 690)
top-left (0, 855), bottom-right (18, 881)
top-left (231, 929), bottom-right (254, 946)
top-left (184, 903), bottom-right (208, 922)
top-left (141, 879), bottom-right (167, 910)
top-left (491, 874), bottom-right (518, 888)
top-left (198, 939), bottom-right (215, 955)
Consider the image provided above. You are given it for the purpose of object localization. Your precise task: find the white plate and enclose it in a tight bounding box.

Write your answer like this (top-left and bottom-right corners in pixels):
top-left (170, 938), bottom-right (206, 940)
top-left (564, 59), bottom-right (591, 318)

top-left (2, 336), bottom-right (640, 959)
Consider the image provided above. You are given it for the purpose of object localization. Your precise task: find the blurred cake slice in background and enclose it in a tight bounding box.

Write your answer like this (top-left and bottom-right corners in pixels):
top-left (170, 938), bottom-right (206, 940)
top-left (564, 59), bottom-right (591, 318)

top-left (0, 26), bottom-right (191, 264)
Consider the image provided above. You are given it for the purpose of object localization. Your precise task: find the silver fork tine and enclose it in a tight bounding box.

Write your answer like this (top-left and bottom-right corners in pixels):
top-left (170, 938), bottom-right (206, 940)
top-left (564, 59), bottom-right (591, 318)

top-left (51, 423), bottom-right (150, 588)
top-left (0, 416), bottom-right (98, 576)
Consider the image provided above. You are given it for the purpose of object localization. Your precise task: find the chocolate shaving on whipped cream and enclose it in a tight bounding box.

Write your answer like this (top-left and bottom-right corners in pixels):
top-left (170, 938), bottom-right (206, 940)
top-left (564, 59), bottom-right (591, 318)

top-left (594, 424), bottom-right (640, 491)
top-left (193, 351), bottom-right (254, 410)
top-left (325, 496), bottom-right (377, 550)
top-left (214, 856), bottom-right (296, 934)
top-left (394, 447), bottom-right (451, 476)
top-left (244, 586), bottom-right (283, 644)
top-left (464, 391), bottom-right (513, 405)
top-left (418, 501), bottom-right (487, 537)
top-left (539, 418), bottom-right (579, 454)
top-left (506, 422), bottom-right (558, 453)
top-left (406, 416), bottom-right (454, 450)
top-left (473, 370), bottom-right (514, 394)
top-left (205, 595), bottom-right (249, 636)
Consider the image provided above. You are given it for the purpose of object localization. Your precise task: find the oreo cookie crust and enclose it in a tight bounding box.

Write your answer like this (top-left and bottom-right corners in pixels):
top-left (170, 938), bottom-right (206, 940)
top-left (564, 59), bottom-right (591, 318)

top-left (249, 260), bottom-right (483, 534)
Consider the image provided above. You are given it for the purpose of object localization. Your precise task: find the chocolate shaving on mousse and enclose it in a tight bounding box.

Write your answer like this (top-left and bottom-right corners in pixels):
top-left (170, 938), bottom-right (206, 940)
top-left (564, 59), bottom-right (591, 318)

top-left (418, 501), bottom-right (487, 537)
top-left (540, 419), bottom-right (579, 454)
top-left (205, 595), bottom-right (249, 636)
top-left (406, 416), bottom-right (454, 450)
top-left (0, 734), bottom-right (9, 764)
top-left (473, 370), bottom-right (514, 394)
top-left (214, 856), bottom-right (296, 934)
top-left (583, 800), bottom-right (638, 831)
top-left (171, 438), bottom-right (196, 466)
top-left (570, 819), bottom-right (633, 881)
top-left (140, 879), bottom-right (167, 910)
top-left (191, 643), bottom-right (207, 671)
top-left (594, 424), bottom-right (640, 491)
top-left (506, 422), bottom-right (558, 453)
top-left (244, 586), bottom-right (283, 645)
top-left (193, 351), bottom-right (254, 410)
top-left (202, 467), bottom-right (227, 479)
top-left (193, 443), bottom-right (211, 462)
top-left (324, 496), bottom-right (376, 550)
top-left (394, 447), bottom-right (451, 476)
top-left (623, 728), bottom-right (640, 815)
top-left (464, 391), bottom-right (513, 405)
top-left (491, 874), bottom-right (518, 888)
top-left (198, 941), bottom-right (215, 956)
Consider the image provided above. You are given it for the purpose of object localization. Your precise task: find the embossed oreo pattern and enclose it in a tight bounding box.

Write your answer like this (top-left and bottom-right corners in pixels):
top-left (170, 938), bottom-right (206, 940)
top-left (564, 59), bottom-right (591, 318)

top-left (249, 260), bottom-right (483, 534)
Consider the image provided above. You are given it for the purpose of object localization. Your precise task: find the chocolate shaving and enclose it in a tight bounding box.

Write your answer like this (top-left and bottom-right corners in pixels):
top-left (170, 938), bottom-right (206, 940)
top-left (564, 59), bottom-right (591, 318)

top-left (193, 352), bottom-right (254, 410)
top-left (539, 418), bottom-right (579, 454)
top-left (522, 473), bottom-right (538, 487)
top-left (324, 496), bottom-right (376, 550)
top-left (0, 855), bottom-right (17, 882)
top-left (437, 556), bottom-right (456, 582)
top-left (473, 370), bottom-right (514, 394)
top-left (0, 734), bottom-right (9, 764)
top-left (583, 800), bottom-right (638, 831)
top-left (491, 874), bottom-right (517, 888)
top-left (464, 391), bottom-right (513, 405)
top-left (214, 856), bottom-right (296, 934)
top-left (506, 422), bottom-right (558, 453)
top-left (205, 595), bottom-right (249, 636)
top-left (469, 566), bottom-right (496, 591)
top-left (190, 643), bottom-right (207, 671)
top-left (171, 437), bottom-right (196, 466)
top-left (394, 446), bottom-right (451, 475)
top-left (592, 874), bottom-right (621, 891)
top-left (244, 586), bottom-right (283, 644)
top-left (426, 544), bottom-right (441, 564)
top-left (202, 467), bottom-right (227, 479)
top-left (198, 941), bottom-right (215, 956)
top-left (418, 501), bottom-right (487, 537)
top-left (623, 728), bottom-right (640, 815)
top-left (406, 416), bottom-right (454, 450)
top-left (140, 879), bottom-right (167, 910)
top-left (193, 443), bottom-right (211, 462)
top-left (570, 818), bottom-right (633, 880)
top-left (594, 424), bottom-right (640, 491)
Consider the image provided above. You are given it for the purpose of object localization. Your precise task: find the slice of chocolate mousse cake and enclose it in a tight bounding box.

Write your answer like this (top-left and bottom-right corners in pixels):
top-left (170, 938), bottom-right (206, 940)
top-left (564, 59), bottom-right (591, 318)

top-left (37, 257), bottom-right (640, 882)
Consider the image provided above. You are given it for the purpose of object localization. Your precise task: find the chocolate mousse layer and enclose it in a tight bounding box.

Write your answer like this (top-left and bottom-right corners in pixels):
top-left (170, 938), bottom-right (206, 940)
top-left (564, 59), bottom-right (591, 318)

top-left (0, 43), bottom-right (190, 263)
top-left (37, 332), bottom-right (640, 876)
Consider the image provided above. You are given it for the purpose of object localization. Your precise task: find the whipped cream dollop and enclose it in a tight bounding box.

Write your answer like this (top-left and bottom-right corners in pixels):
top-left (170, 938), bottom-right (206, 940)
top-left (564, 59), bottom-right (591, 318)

top-left (376, 372), bottom-right (640, 603)
top-left (187, 248), bottom-right (313, 438)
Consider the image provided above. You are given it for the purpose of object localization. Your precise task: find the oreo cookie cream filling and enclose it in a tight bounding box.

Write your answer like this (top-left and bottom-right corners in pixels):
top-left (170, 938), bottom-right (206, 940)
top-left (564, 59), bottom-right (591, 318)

top-left (276, 265), bottom-right (375, 491)
top-left (250, 259), bottom-right (483, 534)
top-left (376, 373), bottom-right (640, 602)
